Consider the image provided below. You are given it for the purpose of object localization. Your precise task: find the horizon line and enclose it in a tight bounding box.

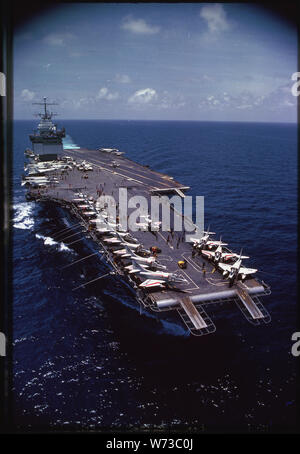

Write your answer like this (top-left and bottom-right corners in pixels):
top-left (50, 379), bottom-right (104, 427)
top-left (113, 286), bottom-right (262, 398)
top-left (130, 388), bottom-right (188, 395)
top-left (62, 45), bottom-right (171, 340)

top-left (13, 118), bottom-right (298, 125)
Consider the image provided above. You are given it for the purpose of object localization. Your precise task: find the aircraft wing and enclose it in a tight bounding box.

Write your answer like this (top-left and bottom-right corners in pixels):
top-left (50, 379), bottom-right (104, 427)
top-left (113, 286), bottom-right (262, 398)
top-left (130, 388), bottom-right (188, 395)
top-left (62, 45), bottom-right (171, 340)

top-left (96, 228), bottom-right (111, 233)
top-left (224, 253), bottom-right (249, 260)
top-left (121, 242), bottom-right (139, 249)
top-left (218, 263), bottom-right (232, 272)
top-left (139, 279), bottom-right (165, 288)
top-left (202, 250), bottom-right (214, 258)
top-left (207, 240), bottom-right (228, 246)
top-left (113, 249), bottom-right (127, 255)
top-left (130, 259), bottom-right (149, 271)
top-left (222, 253), bottom-right (236, 261)
top-left (104, 238), bottom-right (121, 243)
top-left (125, 265), bottom-right (141, 274)
top-left (132, 255), bottom-right (154, 263)
top-left (239, 266), bottom-right (257, 275)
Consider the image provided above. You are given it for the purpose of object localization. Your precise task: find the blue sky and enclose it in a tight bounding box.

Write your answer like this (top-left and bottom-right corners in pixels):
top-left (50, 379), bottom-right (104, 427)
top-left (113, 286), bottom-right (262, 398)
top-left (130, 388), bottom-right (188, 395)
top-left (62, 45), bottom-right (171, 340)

top-left (14, 3), bottom-right (297, 121)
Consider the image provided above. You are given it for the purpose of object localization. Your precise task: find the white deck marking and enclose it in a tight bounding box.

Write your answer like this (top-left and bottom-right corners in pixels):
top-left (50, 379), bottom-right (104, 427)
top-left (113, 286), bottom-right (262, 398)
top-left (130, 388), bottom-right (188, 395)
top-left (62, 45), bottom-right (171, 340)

top-left (181, 269), bottom-right (199, 291)
top-left (206, 277), bottom-right (225, 287)
top-left (181, 253), bottom-right (202, 272)
top-left (157, 254), bottom-right (173, 262)
top-left (73, 154), bottom-right (151, 187)
top-left (66, 151), bottom-right (175, 189)
top-left (89, 158), bottom-right (176, 188)
top-left (65, 151), bottom-right (197, 239)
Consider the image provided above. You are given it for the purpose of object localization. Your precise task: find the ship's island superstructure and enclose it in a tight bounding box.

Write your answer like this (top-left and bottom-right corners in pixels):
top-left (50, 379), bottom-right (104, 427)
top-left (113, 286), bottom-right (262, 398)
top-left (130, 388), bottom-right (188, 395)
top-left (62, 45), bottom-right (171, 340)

top-left (22, 98), bottom-right (271, 336)
top-left (27, 97), bottom-right (65, 161)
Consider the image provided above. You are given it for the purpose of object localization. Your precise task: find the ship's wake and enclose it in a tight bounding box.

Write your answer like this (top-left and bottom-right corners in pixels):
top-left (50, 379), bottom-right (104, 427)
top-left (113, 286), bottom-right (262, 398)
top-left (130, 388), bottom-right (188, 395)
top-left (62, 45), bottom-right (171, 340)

top-left (35, 233), bottom-right (76, 254)
top-left (63, 134), bottom-right (80, 150)
top-left (13, 202), bottom-right (35, 230)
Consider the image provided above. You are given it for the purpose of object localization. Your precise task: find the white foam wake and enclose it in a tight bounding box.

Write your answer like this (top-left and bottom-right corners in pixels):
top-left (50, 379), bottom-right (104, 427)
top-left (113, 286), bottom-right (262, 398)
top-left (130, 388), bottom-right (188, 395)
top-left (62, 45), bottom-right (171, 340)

top-left (35, 233), bottom-right (75, 253)
top-left (13, 202), bottom-right (35, 230)
top-left (63, 135), bottom-right (80, 150)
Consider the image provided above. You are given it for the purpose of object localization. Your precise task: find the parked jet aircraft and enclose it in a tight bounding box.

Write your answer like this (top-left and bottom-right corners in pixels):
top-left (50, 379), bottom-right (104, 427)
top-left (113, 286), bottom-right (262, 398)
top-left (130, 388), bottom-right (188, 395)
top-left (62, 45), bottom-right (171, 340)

top-left (218, 251), bottom-right (257, 284)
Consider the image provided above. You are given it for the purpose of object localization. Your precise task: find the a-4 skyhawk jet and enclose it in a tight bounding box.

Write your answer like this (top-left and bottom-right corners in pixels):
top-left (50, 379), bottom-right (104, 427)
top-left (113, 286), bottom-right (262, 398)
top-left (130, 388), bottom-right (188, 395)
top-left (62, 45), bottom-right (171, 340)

top-left (218, 251), bottom-right (258, 284)
top-left (202, 241), bottom-right (249, 263)
top-left (125, 259), bottom-right (187, 289)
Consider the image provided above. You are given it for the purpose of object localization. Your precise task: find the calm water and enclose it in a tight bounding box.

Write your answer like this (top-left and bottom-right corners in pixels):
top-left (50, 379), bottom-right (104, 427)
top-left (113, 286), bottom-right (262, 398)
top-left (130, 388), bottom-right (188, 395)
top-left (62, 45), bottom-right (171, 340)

top-left (12, 120), bottom-right (297, 432)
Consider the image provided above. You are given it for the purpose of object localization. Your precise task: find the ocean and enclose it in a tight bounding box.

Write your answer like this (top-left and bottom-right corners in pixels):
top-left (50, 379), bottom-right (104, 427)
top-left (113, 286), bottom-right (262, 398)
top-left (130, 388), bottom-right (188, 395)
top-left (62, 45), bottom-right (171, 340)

top-left (12, 120), bottom-right (297, 432)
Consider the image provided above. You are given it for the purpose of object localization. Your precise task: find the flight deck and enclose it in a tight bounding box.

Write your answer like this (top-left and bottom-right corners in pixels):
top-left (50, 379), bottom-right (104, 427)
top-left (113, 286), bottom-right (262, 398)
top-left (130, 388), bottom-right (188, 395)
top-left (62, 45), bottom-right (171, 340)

top-left (24, 146), bottom-right (271, 336)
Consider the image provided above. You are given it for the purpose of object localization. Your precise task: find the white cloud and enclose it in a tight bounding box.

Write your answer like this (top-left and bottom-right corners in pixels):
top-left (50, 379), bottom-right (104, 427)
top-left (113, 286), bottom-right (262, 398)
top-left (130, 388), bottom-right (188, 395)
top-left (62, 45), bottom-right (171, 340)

top-left (200, 92), bottom-right (248, 110)
top-left (198, 84), bottom-right (297, 113)
top-left (128, 89), bottom-right (185, 110)
top-left (223, 92), bottom-right (230, 102)
top-left (200, 4), bottom-right (230, 35)
top-left (97, 87), bottom-right (108, 98)
top-left (262, 84), bottom-right (297, 110)
top-left (121, 16), bottom-right (160, 35)
top-left (253, 95), bottom-right (265, 106)
top-left (115, 74), bottom-right (131, 84)
top-left (61, 96), bottom-right (97, 109)
top-left (128, 88), bottom-right (157, 104)
top-left (97, 87), bottom-right (119, 101)
top-left (44, 33), bottom-right (74, 47)
top-left (73, 97), bottom-right (89, 109)
top-left (158, 92), bottom-right (186, 111)
top-left (21, 89), bottom-right (35, 101)
top-left (106, 92), bottom-right (119, 100)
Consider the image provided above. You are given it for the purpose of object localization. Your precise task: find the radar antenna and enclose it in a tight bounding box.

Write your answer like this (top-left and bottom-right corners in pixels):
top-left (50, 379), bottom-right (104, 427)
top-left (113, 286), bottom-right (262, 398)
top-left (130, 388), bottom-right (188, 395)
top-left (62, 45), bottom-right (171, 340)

top-left (32, 97), bottom-right (58, 118)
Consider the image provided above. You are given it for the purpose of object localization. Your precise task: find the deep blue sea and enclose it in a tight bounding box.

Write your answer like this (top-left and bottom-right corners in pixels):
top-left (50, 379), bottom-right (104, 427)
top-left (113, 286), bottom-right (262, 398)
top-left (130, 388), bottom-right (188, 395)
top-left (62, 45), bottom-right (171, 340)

top-left (12, 120), bottom-right (297, 432)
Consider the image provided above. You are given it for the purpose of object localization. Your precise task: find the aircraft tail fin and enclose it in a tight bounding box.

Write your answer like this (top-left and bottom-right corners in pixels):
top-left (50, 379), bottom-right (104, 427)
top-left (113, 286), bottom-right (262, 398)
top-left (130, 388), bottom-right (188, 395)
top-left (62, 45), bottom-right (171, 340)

top-left (131, 258), bottom-right (146, 272)
top-left (203, 224), bottom-right (215, 235)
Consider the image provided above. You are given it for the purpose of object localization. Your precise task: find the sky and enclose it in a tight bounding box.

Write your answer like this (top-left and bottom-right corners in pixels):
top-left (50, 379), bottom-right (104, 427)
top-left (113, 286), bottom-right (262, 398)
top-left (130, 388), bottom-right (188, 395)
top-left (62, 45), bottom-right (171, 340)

top-left (13, 3), bottom-right (298, 122)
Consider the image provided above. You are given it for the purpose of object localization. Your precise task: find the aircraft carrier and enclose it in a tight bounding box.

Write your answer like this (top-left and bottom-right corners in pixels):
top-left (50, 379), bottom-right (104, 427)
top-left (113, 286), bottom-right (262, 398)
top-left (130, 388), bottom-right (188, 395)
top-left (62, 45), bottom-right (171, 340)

top-left (22, 98), bottom-right (271, 336)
